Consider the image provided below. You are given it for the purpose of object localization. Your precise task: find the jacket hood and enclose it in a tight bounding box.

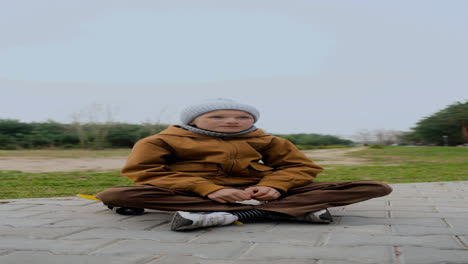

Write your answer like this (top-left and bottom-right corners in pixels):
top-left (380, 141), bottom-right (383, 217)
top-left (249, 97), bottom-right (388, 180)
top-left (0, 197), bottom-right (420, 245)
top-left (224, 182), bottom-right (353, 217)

top-left (159, 125), bottom-right (271, 138)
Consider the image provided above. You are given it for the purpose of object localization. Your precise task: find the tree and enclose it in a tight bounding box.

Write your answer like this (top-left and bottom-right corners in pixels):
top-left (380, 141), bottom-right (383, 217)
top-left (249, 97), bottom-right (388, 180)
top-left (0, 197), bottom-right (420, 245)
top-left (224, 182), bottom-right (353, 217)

top-left (0, 119), bottom-right (32, 136)
top-left (352, 129), bottom-right (403, 145)
top-left (403, 101), bottom-right (468, 146)
top-left (274, 133), bottom-right (353, 147)
top-left (71, 103), bottom-right (117, 149)
top-left (353, 130), bottom-right (373, 145)
top-left (0, 118), bottom-right (169, 149)
top-left (106, 123), bottom-right (141, 148)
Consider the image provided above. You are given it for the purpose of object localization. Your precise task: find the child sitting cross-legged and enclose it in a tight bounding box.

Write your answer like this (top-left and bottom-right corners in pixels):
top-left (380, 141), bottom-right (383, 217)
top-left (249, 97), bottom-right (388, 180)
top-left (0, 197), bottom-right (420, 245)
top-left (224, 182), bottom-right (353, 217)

top-left (96, 98), bottom-right (392, 231)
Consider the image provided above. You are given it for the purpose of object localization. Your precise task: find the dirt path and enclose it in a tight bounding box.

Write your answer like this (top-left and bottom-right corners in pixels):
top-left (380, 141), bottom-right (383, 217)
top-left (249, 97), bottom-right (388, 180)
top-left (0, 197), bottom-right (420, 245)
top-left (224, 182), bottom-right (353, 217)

top-left (0, 147), bottom-right (369, 173)
top-left (302, 147), bottom-right (370, 165)
top-left (0, 156), bottom-right (128, 173)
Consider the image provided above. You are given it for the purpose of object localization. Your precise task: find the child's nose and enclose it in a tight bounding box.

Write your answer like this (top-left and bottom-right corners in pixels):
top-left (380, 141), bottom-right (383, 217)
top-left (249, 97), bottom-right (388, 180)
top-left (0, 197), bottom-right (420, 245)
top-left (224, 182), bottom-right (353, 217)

top-left (225, 118), bottom-right (238, 123)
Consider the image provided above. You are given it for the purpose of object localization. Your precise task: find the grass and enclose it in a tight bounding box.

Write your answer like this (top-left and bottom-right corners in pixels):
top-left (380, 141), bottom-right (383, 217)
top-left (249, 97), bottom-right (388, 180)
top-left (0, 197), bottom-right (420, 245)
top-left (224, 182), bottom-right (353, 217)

top-left (347, 146), bottom-right (468, 163)
top-left (296, 145), bottom-right (353, 150)
top-left (0, 146), bottom-right (467, 199)
top-left (317, 146), bottom-right (468, 183)
top-left (0, 170), bottom-right (134, 199)
top-left (318, 163), bottom-right (468, 183)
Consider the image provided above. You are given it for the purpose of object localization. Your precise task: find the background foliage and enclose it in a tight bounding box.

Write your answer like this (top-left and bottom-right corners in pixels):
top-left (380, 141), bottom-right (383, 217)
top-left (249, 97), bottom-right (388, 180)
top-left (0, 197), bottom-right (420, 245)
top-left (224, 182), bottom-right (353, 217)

top-left (0, 120), bottom-right (353, 150)
top-left (0, 120), bottom-right (168, 150)
top-left (399, 101), bottom-right (468, 146)
top-left (273, 133), bottom-right (353, 149)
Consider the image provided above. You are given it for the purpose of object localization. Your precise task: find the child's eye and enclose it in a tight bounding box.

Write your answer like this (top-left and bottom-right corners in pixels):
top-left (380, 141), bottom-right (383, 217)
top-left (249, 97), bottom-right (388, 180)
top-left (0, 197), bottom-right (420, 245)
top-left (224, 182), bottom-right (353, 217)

top-left (238, 116), bottom-right (251, 119)
top-left (209, 116), bottom-right (223, 118)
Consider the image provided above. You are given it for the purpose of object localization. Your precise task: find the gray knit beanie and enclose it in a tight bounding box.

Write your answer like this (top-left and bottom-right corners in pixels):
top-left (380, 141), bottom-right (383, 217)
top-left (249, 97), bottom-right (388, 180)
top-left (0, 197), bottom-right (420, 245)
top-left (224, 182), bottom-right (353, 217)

top-left (180, 98), bottom-right (260, 125)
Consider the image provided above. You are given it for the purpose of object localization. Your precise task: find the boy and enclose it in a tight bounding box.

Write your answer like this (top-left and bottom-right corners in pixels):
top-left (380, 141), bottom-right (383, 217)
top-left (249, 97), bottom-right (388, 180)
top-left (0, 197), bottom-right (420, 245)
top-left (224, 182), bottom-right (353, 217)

top-left (96, 98), bottom-right (392, 231)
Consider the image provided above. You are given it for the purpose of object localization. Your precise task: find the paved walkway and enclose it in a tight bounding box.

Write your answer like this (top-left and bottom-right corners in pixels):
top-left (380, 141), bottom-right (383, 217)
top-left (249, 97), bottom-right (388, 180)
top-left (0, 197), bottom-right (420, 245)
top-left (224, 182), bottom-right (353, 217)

top-left (1, 181), bottom-right (468, 264)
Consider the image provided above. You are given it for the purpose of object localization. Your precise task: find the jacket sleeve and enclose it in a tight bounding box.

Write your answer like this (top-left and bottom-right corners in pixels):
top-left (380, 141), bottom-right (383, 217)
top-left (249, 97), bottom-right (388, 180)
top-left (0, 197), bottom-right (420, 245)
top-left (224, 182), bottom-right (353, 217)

top-left (121, 139), bottom-right (225, 196)
top-left (256, 137), bottom-right (324, 192)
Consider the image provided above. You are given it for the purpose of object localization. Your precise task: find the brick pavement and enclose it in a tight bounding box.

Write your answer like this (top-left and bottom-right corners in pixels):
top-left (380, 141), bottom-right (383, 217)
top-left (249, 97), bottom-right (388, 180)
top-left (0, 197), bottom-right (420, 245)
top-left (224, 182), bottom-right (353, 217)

top-left (1, 181), bottom-right (468, 264)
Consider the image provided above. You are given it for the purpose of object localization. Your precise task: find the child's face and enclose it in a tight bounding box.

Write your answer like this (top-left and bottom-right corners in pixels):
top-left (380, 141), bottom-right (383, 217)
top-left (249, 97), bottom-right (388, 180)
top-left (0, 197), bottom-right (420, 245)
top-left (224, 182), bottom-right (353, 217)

top-left (190, 110), bottom-right (255, 133)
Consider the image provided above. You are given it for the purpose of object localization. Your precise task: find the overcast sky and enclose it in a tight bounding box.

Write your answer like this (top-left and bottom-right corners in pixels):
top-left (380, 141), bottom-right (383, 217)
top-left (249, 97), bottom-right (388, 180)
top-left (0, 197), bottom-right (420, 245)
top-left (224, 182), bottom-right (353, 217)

top-left (1, 0), bottom-right (467, 137)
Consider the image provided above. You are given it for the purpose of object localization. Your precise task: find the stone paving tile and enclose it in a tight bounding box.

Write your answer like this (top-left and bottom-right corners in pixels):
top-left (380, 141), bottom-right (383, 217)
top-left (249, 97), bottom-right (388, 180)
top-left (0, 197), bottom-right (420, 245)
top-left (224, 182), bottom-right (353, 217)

top-left (145, 255), bottom-right (316, 264)
top-left (424, 190), bottom-right (465, 194)
top-left (398, 246), bottom-right (468, 264)
top-left (0, 249), bottom-right (12, 256)
top-left (388, 197), bottom-right (430, 202)
top-left (426, 201), bottom-right (459, 206)
top-left (389, 200), bottom-right (437, 206)
top-left (425, 195), bottom-right (465, 199)
top-left (433, 202), bottom-right (468, 208)
top-left (338, 200), bottom-right (388, 207)
top-left (332, 210), bottom-right (388, 218)
top-left (387, 205), bottom-right (437, 212)
top-left (62, 227), bottom-right (202, 242)
top-left (337, 216), bottom-right (446, 227)
top-left (445, 218), bottom-right (468, 229)
top-left (388, 187), bottom-right (419, 192)
top-left (192, 229), bottom-right (325, 245)
top-left (420, 187), bottom-right (464, 191)
top-left (362, 195), bottom-right (390, 201)
top-left (360, 197), bottom-right (392, 203)
top-left (45, 215), bottom-right (169, 230)
top-left (16, 204), bottom-right (109, 213)
top-left (36, 209), bottom-right (171, 222)
top-left (1, 217), bottom-right (58, 227)
top-left (33, 211), bottom-right (133, 220)
top-left (271, 223), bottom-right (389, 235)
top-left (0, 237), bottom-right (115, 254)
top-left (2, 181), bottom-right (468, 263)
top-left (0, 210), bottom-right (49, 218)
top-left (0, 202), bottom-right (37, 211)
top-left (459, 236), bottom-right (468, 246)
top-left (391, 211), bottom-right (468, 218)
top-left (330, 205), bottom-right (390, 211)
top-left (93, 240), bottom-right (253, 259)
top-left (317, 261), bottom-right (375, 264)
top-left (327, 207), bottom-right (343, 213)
top-left (437, 206), bottom-right (468, 212)
top-left (122, 212), bottom-right (173, 223)
top-left (431, 196), bottom-right (468, 201)
top-left (204, 222), bottom-right (277, 232)
top-left (150, 222), bottom-right (173, 231)
top-left (392, 225), bottom-right (468, 236)
top-left (0, 251), bottom-right (155, 264)
top-left (0, 226), bottom-right (88, 239)
top-left (240, 244), bottom-right (395, 264)
top-left (327, 233), bottom-right (462, 249)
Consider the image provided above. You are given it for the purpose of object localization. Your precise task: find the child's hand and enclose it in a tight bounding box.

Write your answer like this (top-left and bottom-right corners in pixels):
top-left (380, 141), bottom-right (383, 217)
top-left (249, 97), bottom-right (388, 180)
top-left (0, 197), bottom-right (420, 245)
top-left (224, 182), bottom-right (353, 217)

top-left (244, 186), bottom-right (281, 201)
top-left (207, 189), bottom-right (251, 203)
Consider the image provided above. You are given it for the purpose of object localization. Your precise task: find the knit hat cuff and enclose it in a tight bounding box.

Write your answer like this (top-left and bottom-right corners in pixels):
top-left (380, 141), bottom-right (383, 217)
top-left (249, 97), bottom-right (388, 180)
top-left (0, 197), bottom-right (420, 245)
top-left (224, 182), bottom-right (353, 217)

top-left (180, 99), bottom-right (260, 125)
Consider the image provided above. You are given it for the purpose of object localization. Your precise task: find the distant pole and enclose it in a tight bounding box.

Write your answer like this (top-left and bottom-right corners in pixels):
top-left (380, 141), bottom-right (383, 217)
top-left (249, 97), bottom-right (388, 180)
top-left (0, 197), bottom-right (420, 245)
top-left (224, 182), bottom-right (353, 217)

top-left (442, 135), bottom-right (448, 146)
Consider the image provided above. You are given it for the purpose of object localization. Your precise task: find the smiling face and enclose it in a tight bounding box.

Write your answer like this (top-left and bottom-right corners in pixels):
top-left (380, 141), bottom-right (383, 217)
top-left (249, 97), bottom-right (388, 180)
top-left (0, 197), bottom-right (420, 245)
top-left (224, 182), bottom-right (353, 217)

top-left (190, 110), bottom-right (255, 133)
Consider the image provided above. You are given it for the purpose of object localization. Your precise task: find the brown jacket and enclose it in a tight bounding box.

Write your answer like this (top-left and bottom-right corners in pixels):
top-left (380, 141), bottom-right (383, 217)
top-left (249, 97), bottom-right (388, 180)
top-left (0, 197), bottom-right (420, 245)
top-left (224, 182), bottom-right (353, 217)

top-left (121, 126), bottom-right (324, 196)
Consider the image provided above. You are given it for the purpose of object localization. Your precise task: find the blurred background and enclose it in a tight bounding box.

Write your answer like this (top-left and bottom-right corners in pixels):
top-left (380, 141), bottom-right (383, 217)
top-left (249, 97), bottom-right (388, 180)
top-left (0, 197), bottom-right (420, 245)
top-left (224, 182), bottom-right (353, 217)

top-left (1, 0), bottom-right (467, 147)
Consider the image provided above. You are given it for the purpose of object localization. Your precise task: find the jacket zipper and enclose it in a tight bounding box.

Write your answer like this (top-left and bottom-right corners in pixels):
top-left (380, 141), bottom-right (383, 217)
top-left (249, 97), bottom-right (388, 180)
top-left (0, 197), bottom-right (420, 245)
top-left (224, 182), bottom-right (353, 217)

top-left (228, 159), bottom-right (236, 176)
top-left (219, 137), bottom-right (237, 176)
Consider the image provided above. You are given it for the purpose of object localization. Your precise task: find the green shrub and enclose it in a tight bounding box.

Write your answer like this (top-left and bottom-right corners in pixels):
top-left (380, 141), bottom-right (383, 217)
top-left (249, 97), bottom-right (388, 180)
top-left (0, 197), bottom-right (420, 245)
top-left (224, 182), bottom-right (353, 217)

top-left (275, 133), bottom-right (353, 146)
top-left (369, 144), bottom-right (385, 149)
top-left (0, 144), bottom-right (17, 150)
top-left (0, 134), bottom-right (16, 147)
top-left (60, 144), bottom-right (79, 149)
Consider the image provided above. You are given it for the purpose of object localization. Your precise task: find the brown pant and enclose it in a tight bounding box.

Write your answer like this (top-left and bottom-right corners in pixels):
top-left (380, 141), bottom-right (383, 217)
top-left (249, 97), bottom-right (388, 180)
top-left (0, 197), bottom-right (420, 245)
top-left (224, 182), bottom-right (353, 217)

top-left (96, 181), bottom-right (392, 217)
